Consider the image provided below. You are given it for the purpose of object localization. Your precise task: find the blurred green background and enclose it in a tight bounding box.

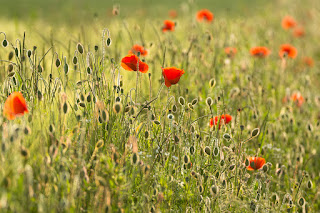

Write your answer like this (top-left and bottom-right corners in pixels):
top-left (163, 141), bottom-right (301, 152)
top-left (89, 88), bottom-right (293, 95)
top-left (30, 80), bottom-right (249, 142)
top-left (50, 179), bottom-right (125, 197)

top-left (3, 0), bottom-right (277, 23)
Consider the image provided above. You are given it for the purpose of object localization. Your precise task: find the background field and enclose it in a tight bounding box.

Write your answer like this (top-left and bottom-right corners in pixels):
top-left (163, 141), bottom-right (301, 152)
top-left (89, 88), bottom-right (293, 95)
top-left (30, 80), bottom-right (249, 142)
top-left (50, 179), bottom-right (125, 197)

top-left (0, 0), bottom-right (320, 212)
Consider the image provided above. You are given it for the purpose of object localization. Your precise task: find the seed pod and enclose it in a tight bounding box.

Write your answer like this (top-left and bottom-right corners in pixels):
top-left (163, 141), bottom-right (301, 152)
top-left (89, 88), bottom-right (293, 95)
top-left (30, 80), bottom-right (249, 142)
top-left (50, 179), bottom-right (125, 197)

top-left (7, 64), bottom-right (14, 72)
top-left (64, 63), bottom-right (69, 75)
top-left (86, 67), bottom-right (92, 75)
top-left (251, 128), bottom-right (260, 138)
top-left (190, 146), bottom-right (195, 155)
top-left (213, 146), bottom-right (219, 156)
top-left (204, 146), bottom-right (211, 155)
top-left (72, 56), bottom-right (78, 65)
top-left (113, 102), bottom-right (122, 114)
top-left (153, 120), bottom-right (161, 125)
top-left (172, 104), bottom-right (177, 113)
top-left (131, 153), bottom-right (139, 165)
top-left (184, 155), bottom-right (190, 164)
top-left (79, 102), bottom-right (86, 108)
top-left (298, 197), bottom-right (305, 207)
top-left (27, 50), bottom-right (32, 58)
top-left (206, 97), bottom-right (213, 106)
top-left (77, 43), bottom-right (84, 54)
top-left (106, 38), bottom-right (112, 47)
top-left (262, 164), bottom-right (268, 173)
top-left (55, 58), bottom-right (61, 68)
top-left (86, 94), bottom-right (92, 102)
top-left (178, 97), bottom-right (185, 106)
top-left (63, 102), bottom-right (68, 114)
top-left (210, 185), bottom-right (219, 196)
top-left (191, 98), bottom-right (198, 105)
top-left (229, 164), bottom-right (235, 171)
top-left (8, 51), bottom-right (14, 60)
top-left (49, 124), bottom-right (55, 133)
top-left (209, 78), bottom-right (216, 88)
top-left (2, 39), bottom-right (8, 47)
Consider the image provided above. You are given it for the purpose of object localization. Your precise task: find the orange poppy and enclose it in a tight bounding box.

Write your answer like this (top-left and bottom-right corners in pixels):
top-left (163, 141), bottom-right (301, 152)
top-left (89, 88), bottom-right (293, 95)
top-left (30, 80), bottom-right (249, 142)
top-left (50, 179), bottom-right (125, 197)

top-left (128, 44), bottom-right (148, 57)
top-left (250, 46), bottom-right (271, 58)
top-left (291, 92), bottom-right (304, 107)
top-left (3, 92), bottom-right (29, 120)
top-left (161, 67), bottom-right (185, 87)
top-left (225, 47), bottom-right (237, 57)
top-left (246, 157), bottom-right (266, 171)
top-left (209, 114), bottom-right (232, 129)
top-left (196, 9), bottom-right (214, 22)
top-left (162, 20), bottom-right (175, 32)
top-left (279, 44), bottom-right (297, 59)
top-left (281, 16), bottom-right (297, 30)
top-left (302, 57), bottom-right (314, 67)
top-left (169, 10), bottom-right (177, 18)
top-left (293, 27), bottom-right (305, 37)
top-left (121, 54), bottom-right (149, 73)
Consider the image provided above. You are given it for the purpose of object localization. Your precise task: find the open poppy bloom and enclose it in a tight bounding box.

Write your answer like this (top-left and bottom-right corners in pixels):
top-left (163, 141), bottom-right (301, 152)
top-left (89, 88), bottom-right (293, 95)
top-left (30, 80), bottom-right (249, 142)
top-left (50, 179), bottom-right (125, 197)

top-left (128, 44), bottom-right (148, 57)
top-left (279, 44), bottom-right (297, 59)
top-left (281, 16), bottom-right (297, 30)
top-left (161, 67), bottom-right (185, 87)
top-left (225, 47), bottom-right (237, 57)
top-left (246, 157), bottom-right (266, 171)
top-left (169, 10), bottom-right (177, 18)
top-left (121, 54), bottom-right (149, 73)
top-left (196, 9), bottom-right (214, 22)
top-left (3, 92), bottom-right (29, 120)
top-left (250, 46), bottom-right (271, 58)
top-left (302, 57), bottom-right (314, 67)
top-left (291, 92), bottom-right (304, 107)
top-left (162, 20), bottom-right (175, 32)
top-left (210, 114), bottom-right (232, 129)
top-left (293, 27), bottom-right (305, 37)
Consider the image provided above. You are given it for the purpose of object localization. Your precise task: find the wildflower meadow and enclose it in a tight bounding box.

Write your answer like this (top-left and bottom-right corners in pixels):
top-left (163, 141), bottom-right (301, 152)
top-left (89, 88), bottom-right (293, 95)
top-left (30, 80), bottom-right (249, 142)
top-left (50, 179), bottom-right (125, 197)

top-left (0, 0), bottom-right (319, 212)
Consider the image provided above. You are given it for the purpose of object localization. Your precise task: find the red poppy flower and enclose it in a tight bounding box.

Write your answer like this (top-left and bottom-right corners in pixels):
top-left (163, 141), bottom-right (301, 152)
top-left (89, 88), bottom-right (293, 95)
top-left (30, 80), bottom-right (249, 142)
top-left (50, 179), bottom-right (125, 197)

top-left (291, 92), bottom-right (304, 107)
top-left (293, 27), bottom-right (305, 37)
top-left (121, 54), bottom-right (149, 73)
top-left (250, 46), bottom-right (271, 58)
top-left (196, 9), bottom-right (214, 22)
top-left (169, 10), bottom-right (177, 18)
top-left (302, 57), bottom-right (314, 67)
top-left (161, 67), bottom-right (185, 87)
top-left (128, 44), bottom-right (148, 57)
top-left (225, 47), bottom-right (237, 57)
top-left (246, 157), bottom-right (266, 171)
top-left (3, 92), bottom-right (29, 120)
top-left (162, 20), bottom-right (175, 32)
top-left (209, 114), bottom-right (232, 129)
top-left (281, 16), bottom-right (297, 30)
top-left (279, 44), bottom-right (297, 59)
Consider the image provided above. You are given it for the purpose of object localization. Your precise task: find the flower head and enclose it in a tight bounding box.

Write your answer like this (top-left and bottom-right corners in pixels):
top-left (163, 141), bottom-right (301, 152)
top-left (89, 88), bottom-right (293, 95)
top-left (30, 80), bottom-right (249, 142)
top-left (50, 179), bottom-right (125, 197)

top-left (293, 27), bottom-right (305, 37)
top-left (291, 92), bottom-right (304, 107)
top-left (210, 114), bottom-right (232, 129)
top-left (279, 44), bottom-right (297, 59)
top-left (161, 67), bottom-right (185, 87)
top-left (282, 16), bottom-right (297, 30)
top-left (162, 20), bottom-right (175, 32)
top-left (129, 44), bottom-right (148, 56)
top-left (250, 46), bottom-right (271, 58)
top-left (302, 57), bottom-right (314, 67)
top-left (225, 47), bottom-right (237, 57)
top-left (169, 10), bottom-right (177, 18)
top-left (246, 157), bottom-right (266, 171)
top-left (197, 9), bottom-right (214, 22)
top-left (3, 92), bottom-right (29, 120)
top-left (121, 54), bottom-right (149, 73)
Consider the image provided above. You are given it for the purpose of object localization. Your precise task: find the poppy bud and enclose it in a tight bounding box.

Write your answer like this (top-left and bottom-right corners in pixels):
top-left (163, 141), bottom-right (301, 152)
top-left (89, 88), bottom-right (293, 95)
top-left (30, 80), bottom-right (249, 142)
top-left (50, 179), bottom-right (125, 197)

top-left (63, 102), bottom-right (68, 114)
top-left (172, 104), bottom-right (177, 113)
top-left (229, 164), bottom-right (235, 171)
top-left (206, 97), bottom-right (213, 106)
top-left (55, 58), bottom-right (61, 68)
top-left (2, 39), bottom-right (8, 47)
top-left (86, 94), bottom-right (92, 102)
top-left (251, 128), bottom-right (260, 137)
top-left (190, 146), bottom-right (195, 155)
top-left (178, 96), bottom-right (185, 106)
top-left (213, 146), bottom-right (219, 156)
top-left (72, 56), bottom-right (78, 65)
top-left (49, 124), bottom-right (55, 133)
top-left (191, 98), bottom-right (198, 105)
top-left (64, 63), bottom-right (69, 75)
top-left (8, 51), bottom-right (14, 60)
top-left (210, 185), bottom-right (219, 196)
top-left (220, 159), bottom-right (225, 167)
top-left (184, 155), bottom-right (190, 164)
top-left (131, 153), bottom-right (139, 165)
top-left (223, 133), bottom-right (231, 140)
top-left (262, 164), bottom-right (268, 173)
top-left (307, 180), bottom-right (313, 189)
top-left (153, 120), bottom-right (161, 125)
top-left (106, 38), bottom-right (112, 47)
top-left (113, 102), bottom-right (122, 114)
top-left (79, 102), bottom-right (86, 108)
top-left (77, 43), bottom-right (84, 54)
top-left (27, 50), bottom-right (32, 58)
top-left (209, 78), bottom-right (216, 88)
top-left (198, 185), bottom-right (204, 193)
top-left (167, 114), bottom-right (174, 119)
top-left (204, 146), bottom-right (211, 155)
top-left (7, 64), bottom-right (14, 72)
top-left (101, 110), bottom-right (108, 122)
